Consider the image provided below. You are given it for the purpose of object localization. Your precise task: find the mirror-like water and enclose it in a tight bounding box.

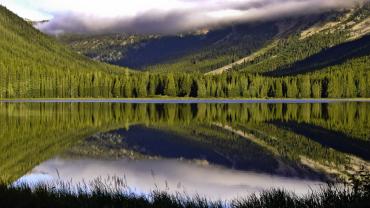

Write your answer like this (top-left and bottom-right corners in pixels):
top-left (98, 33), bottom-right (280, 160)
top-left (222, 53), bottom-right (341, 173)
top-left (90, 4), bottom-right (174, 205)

top-left (1, 101), bottom-right (369, 201)
top-left (17, 158), bottom-right (326, 201)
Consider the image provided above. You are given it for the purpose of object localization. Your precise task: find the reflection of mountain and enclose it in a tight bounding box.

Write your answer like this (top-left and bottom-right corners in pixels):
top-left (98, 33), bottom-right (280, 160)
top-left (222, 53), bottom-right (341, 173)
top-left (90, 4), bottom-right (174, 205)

top-left (1, 102), bottom-right (368, 183)
top-left (272, 122), bottom-right (370, 161)
top-left (228, 123), bottom-right (370, 180)
top-left (67, 125), bottom-right (330, 181)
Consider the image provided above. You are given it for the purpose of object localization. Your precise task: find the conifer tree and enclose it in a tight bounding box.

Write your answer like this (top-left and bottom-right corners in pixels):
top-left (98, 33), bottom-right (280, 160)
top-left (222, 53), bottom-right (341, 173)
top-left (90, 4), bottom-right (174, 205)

top-left (299, 76), bottom-right (311, 98)
top-left (164, 73), bottom-right (177, 97)
top-left (196, 78), bottom-right (207, 98)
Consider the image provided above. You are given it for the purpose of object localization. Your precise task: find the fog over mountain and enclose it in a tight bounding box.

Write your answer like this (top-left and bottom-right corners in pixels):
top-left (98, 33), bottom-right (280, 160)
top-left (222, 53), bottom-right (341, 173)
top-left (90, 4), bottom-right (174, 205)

top-left (33, 0), bottom-right (368, 35)
top-left (1, 0), bottom-right (368, 34)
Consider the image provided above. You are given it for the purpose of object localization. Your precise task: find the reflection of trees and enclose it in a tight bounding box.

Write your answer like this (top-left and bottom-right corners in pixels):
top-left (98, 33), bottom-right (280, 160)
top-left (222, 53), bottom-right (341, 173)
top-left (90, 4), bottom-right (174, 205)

top-left (0, 102), bottom-right (368, 183)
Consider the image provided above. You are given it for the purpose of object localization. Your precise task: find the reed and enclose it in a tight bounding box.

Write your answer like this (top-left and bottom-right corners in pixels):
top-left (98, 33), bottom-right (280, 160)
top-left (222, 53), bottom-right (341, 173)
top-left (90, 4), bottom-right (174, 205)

top-left (1, 175), bottom-right (369, 208)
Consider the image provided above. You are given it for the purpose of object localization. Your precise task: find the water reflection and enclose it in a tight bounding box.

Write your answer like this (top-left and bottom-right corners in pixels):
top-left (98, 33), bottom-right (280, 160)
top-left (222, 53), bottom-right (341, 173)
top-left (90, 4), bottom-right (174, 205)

top-left (1, 101), bottom-right (369, 200)
top-left (65, 125), bottom-right (329, 178)
top-left (18, 158), bottom-right (326, 201)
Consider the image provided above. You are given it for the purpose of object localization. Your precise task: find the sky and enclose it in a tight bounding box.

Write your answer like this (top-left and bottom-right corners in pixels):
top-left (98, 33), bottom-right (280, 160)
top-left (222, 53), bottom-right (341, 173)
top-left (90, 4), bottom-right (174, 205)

top-left (0, 0), bottom-right (367, 34)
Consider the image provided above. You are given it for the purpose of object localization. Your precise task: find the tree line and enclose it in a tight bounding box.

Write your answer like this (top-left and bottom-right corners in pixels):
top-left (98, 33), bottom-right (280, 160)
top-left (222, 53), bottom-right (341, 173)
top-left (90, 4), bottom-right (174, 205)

top-left (0, 54), bottom-right (369, 99)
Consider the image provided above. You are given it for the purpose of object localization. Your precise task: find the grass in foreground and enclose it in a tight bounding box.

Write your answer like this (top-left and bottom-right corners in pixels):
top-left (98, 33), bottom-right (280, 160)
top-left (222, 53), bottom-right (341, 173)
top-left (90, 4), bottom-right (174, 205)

top-left (0, 176), bottom-right (369, 208)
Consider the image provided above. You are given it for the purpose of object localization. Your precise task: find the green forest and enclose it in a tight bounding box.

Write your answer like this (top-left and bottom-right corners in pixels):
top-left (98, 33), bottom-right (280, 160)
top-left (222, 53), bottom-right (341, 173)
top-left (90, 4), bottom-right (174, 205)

top-left (1, 57), bottom-right (369, 98)
top-left (0, 5), bottom-right (370, 99)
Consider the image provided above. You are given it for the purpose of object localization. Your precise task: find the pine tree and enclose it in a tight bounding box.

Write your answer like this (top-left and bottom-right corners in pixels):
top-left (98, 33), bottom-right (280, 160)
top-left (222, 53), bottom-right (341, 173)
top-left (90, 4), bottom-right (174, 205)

top-left (358, 74), bottom-right (367, 98)
top-left (179, 74), bottom-right (192, 97)
top-left (112, 77), bottom-right (121, 97)
top-left (345, 72), bottom-right (356, 98)
top-left (275, 79), bottom-right (283, 98)
top-left (287, 79), bottom-right (298, 98)
top-left (124, 77), bottom-right (132, 98)
top-left (196, 78), bottom-right (207, 98)
top-left (312, 81), bottom-right (322, 98)
top-left (299, 76), bottom-right (311, 98)
top-left (137, 72), bottom-right (148, 97)
top-left (148, 75), bottom-right (157, 96)
top-left (164, 73), bottom-right (177, 97)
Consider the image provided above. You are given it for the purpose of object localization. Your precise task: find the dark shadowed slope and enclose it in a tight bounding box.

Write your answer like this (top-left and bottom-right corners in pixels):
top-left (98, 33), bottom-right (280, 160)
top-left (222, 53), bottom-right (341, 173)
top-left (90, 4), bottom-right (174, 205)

top-left (265, 34), bottom-right (370, 76)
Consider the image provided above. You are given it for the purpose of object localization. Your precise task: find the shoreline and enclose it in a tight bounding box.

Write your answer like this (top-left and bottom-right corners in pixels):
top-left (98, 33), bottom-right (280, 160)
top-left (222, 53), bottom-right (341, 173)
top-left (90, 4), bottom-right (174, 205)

top-left (0, 98), bottom-right (369, 103)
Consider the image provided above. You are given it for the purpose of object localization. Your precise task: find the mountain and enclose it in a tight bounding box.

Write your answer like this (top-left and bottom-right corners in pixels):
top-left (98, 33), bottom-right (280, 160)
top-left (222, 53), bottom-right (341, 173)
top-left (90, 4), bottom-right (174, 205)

top-left (226, 3), bottom-right (370, 76)
top-left (0, 5), bottom-right (128, 98)
top-left (57, 22), bottom-right (278, 72)
top-left (58, 14), bottom-right (333, 72)
top-left (0, 4), bottom-right (368, 99)
top-left (56, 3), bottom-right (370, 75)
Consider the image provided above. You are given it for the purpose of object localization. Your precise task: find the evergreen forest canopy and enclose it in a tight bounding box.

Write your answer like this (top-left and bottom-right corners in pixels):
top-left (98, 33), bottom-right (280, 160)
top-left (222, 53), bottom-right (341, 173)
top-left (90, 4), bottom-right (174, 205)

top-left (0, 5), bottom-right (369, 99)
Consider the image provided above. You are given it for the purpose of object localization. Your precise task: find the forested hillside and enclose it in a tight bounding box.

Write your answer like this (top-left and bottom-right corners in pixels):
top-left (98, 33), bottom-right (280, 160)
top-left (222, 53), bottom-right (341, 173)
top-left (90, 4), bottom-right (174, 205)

top-left (229, 3), bottom-right (370, 75)
top-left (0, 5), bottom-right (369, 99)
top-left (0, 6), bottom-right (128, 98)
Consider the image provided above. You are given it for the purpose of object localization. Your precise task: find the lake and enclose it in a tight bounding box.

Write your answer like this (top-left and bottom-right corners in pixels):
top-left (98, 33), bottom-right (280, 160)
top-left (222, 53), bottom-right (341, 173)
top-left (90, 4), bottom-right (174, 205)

top-left (1, 101), bottom-right (369, 201)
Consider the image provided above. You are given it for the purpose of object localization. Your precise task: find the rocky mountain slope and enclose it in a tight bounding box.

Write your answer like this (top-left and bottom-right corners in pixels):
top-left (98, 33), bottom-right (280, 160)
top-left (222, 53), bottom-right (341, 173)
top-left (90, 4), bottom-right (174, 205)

top-left (56, 12), bottom-right (337, 72)
top-left (54, 2), bottom-right (370, 75)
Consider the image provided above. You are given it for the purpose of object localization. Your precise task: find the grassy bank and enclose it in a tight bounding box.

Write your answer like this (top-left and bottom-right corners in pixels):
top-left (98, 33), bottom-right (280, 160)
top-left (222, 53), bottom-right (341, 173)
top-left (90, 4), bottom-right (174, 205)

top-left (1, 178), bottom-right (369, 208)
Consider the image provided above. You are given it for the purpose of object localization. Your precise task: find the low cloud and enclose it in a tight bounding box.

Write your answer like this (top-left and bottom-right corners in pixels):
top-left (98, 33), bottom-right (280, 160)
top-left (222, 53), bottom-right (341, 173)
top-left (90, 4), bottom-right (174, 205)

top-left (35, 0), bottom-right (367, 35)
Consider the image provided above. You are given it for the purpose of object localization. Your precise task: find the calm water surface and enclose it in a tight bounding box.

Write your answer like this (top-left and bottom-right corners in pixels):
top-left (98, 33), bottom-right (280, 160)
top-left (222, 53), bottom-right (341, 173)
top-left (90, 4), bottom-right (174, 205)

top-left (1, 101), bottom-right (369, 201)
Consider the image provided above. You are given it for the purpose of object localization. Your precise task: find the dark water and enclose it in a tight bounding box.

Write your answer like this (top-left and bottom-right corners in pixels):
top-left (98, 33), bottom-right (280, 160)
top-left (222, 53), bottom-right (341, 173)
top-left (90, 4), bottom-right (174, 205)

top-left (1, 101), bottom-right (369, 200)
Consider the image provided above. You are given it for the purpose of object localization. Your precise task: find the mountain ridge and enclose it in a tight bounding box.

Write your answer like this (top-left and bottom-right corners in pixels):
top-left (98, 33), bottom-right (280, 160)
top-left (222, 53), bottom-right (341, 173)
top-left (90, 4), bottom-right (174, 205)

top-left (55, 3), bottom-right (370, 76)
top-left (0, 4), bottom-right (369, 99)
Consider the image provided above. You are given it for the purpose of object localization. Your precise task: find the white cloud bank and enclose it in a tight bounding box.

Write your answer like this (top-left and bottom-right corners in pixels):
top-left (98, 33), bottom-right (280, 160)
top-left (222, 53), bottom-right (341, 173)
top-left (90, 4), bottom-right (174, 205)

top-left (1, 0), bottom-right (368, 34)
